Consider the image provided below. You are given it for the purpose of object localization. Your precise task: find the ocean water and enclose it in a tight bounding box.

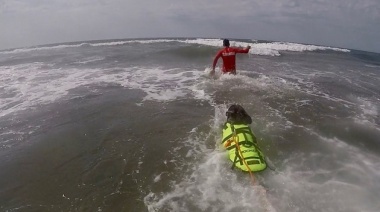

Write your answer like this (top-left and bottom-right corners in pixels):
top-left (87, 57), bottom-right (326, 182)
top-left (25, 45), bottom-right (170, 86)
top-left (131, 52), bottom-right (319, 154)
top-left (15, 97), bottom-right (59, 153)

top-left (0, 38), bottom-right (379, 212)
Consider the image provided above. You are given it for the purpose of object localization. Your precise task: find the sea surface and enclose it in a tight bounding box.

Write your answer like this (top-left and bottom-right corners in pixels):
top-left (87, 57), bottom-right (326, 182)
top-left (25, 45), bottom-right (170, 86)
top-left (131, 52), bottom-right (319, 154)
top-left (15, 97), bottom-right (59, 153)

top-left (0, 38), bottom-right (379, 212)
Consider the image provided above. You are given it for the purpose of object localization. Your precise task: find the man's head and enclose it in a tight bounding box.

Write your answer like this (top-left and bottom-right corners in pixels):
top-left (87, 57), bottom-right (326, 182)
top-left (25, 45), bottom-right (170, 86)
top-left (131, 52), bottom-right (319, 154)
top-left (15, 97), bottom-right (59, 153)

top-left (223, 39), bottom-right (230, 47)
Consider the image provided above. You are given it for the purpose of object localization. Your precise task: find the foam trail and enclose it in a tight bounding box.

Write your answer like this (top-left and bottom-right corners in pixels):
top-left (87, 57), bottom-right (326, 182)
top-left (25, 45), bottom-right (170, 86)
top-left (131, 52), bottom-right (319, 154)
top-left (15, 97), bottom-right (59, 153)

top-left (144, 105), bottom-right (277, 212)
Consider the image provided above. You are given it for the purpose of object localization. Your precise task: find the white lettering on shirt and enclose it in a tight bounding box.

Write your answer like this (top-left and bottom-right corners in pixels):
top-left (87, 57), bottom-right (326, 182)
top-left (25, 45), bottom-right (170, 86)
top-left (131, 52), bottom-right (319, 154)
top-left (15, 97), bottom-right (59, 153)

top-left (222, 52), bottom-right (235, 56)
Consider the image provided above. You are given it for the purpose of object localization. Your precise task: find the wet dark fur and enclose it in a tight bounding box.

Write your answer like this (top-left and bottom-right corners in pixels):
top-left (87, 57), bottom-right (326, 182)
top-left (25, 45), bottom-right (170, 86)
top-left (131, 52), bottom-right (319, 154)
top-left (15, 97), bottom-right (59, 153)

top-left (226, 104), bottom-right (252, 125)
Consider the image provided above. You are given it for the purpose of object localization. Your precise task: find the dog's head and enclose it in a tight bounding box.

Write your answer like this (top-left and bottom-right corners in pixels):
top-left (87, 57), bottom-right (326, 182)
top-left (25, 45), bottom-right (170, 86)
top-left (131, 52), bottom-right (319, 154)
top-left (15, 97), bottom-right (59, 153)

top-left (226, 104), bottom-right (252, 125)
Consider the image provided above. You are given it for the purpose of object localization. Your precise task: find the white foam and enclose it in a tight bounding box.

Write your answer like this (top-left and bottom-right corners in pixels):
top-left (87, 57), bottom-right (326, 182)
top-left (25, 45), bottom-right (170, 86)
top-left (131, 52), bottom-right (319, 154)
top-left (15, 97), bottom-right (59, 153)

top-left (0, 44), bottom-right (86, 54)
top-left (255, 42), bottom-right (350, 54)
top-left (99, 68), bottom-right (208, 102)
top-left (357, 97), bottom-right (378, 117)
top-left (144, 105), bottom-right (277, 212)
top-left (143, 100), bottom-right (380, 211)
top-left (0, 38), bottom-right (350, 56)
top-left (263, 130), bottom-right (380, 211)
top-left (364, 64), bottom-right (380, 68)
top-left (145, 152), bottom-right (276, 212)
top-left (73, 57), bottom-right (104, 64)
top-left (353, 97), bottom-right (379, 130)
top-left (182, 39), bottom-right (350, 54)
top-left (0, 63), bottom-right (213, 117)
top-left (0, 39), bottom-right (177, 54)
top-left (153, 173), bottom-right (163, 183)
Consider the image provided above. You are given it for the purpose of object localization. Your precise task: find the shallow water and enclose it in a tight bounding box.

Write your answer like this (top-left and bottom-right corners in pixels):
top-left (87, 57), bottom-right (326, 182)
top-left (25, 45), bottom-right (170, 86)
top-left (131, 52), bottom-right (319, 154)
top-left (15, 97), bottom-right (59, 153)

top-left (0, 38), bottom-right (379, 211)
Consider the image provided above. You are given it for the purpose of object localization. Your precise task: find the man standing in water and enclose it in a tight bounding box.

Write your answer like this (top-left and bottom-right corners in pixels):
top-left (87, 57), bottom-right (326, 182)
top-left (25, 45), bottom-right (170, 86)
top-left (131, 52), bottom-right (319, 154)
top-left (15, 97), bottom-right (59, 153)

top-left (210, 39), bottom-right (251, 76)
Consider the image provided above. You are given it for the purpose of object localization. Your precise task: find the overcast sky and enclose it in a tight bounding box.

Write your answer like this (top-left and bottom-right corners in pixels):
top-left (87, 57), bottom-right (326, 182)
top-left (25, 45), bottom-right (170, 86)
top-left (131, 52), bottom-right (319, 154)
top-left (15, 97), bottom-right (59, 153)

top-left (1, 0), bottom-right (379, 52)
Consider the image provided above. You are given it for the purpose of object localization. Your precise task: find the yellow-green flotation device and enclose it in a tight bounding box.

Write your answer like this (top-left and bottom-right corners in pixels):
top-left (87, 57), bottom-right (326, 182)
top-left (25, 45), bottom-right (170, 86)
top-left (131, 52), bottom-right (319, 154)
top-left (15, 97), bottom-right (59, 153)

top-left (222, 123), bottom-right (267, 172)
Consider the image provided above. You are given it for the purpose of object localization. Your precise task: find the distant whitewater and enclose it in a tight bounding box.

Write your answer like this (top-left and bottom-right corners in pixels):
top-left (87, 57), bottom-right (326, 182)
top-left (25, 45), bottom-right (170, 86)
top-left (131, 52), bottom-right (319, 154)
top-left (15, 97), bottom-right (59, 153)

top-left (0, 38), bottom-right (379, 212)
top-left (1, 38), bottom-right (350, 56)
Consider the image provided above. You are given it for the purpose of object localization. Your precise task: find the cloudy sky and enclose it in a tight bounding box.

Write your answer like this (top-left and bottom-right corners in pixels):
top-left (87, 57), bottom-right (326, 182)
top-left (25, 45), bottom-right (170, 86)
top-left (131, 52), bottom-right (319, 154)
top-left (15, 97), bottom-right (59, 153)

top-left (1, 0), bottom-right (379, 52)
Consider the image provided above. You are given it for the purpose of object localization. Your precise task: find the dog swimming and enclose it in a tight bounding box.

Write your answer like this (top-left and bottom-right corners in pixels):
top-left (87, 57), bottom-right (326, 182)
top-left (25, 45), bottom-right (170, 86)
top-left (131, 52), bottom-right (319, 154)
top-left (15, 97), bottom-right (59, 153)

top-left (222, 104), bottom-right (267, 172)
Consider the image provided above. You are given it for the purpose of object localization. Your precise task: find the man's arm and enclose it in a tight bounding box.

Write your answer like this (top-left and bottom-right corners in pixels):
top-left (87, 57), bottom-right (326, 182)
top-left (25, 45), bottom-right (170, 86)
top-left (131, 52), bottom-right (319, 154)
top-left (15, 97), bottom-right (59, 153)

top-left (234, 46), bottom-right (251, 54)
top-left (211, 50), bottom-right (222, 75)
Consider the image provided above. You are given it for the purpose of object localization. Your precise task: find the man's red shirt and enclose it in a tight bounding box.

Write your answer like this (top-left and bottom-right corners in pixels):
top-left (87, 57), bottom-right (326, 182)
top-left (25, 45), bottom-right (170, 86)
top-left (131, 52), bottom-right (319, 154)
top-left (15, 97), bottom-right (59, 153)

top-left (212, 47), bottom-right (250, 74)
